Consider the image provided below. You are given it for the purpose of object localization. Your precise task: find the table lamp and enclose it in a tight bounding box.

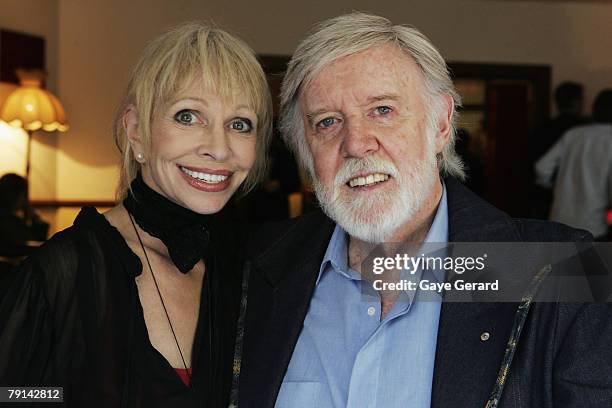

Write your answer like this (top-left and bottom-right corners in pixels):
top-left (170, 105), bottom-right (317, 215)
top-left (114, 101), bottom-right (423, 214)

top-left (0, 69), bottom-right (69, 189)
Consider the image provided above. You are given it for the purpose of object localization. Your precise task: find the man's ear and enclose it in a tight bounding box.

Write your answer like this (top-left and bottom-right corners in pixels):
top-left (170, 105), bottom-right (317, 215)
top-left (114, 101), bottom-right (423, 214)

top-left (124, 105), bottom-right (144, 162)
top-left (434, 94), bottom-right (454, 154)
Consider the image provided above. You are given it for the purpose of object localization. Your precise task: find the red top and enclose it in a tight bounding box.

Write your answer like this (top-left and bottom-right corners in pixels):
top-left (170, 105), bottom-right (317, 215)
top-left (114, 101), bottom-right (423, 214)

top-left (174, 368), bottom-right (193, 387)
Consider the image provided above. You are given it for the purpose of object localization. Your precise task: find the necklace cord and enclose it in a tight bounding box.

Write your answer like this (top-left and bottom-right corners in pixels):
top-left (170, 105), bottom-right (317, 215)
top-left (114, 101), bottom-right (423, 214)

top-left (128, 212), bottom-right (191, 381)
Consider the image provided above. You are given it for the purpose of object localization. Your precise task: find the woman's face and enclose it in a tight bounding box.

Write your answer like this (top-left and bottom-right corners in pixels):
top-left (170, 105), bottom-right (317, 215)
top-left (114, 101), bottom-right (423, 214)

top-left (131, 80), bottom-right (258, 214)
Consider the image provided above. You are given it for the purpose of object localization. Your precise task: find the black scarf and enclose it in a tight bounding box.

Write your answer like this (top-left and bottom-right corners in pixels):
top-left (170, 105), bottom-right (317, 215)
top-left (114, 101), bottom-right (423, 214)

top-left (123, 173), bottom-right (212, 273)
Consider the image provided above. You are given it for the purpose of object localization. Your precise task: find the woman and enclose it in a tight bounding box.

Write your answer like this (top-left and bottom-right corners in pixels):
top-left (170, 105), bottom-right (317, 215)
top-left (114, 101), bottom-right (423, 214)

top-left (0, 22), bottom-right (272, 407)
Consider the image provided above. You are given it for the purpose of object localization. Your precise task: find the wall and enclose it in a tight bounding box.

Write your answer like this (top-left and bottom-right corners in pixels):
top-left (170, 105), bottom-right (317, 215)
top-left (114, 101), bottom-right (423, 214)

top-left (54, 0), bottom-right (222, 230)
top-left (215, 0), bottom-right (612, 107)
top-left (6, 0), bottom-right (612, 232)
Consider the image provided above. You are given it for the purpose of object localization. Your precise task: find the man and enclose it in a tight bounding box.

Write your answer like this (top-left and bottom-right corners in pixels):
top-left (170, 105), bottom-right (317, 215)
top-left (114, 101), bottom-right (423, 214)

top-left (536, 90), bottom-right (612, 240)
top-left (529, 82), bottom-right (586, 219)
top-left (236, 13), bottom-right (612, 407)
top-left (533, 82), bottom-right (586, 162)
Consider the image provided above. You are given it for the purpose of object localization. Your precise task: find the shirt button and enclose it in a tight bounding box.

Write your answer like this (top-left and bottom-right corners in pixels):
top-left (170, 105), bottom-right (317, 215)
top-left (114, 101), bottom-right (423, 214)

top-left (480, 332), bottom-right (491, 341)
top-left (367, 306), bottom-right (376, 316)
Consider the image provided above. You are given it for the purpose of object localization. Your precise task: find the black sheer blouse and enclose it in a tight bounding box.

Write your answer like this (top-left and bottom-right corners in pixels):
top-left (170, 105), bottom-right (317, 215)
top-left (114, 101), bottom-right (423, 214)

top-left (0, 207), bottom-right (244, 407)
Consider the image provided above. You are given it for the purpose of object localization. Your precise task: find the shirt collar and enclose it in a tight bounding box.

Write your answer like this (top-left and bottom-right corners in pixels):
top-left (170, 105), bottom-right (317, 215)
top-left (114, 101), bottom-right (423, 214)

top-left (318, 181), bottom-right (449, 285)
top-left (318, 221), bottom-right (355, 282)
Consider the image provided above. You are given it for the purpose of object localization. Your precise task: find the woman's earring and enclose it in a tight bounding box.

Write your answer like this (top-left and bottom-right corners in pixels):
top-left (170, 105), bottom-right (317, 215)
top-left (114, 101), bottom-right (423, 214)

top-left (136, 152), bottom-right (145, 163)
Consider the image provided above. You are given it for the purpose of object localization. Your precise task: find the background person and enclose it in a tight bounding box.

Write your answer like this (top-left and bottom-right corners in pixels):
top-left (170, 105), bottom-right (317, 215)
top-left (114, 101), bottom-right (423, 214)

top-left (536, 89), bottom-right (612, 240)
top-left (533, 81), bottom-right (586, 161)
top-left (529, 81), bottom-right (586, 219)
top-left (0, 173), bottom-right (49, 251)
top-left (0, 22), bottom-right (271, 407)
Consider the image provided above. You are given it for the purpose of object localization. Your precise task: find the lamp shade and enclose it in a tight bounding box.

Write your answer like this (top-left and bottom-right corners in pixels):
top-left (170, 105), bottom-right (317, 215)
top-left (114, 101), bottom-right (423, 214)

top-left (0, 74), bottom-right (69, 132)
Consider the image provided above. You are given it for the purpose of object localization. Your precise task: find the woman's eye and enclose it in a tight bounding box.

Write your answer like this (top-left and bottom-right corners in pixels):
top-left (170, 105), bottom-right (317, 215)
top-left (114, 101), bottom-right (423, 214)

top-left (316, 117), bottom-right (337, 129)
top-left (375, 106), bottom-right (393, 115)
top-left (230, 118), bottom-right (253, 133)
top-left (174, 110), bottom-right (198, 125)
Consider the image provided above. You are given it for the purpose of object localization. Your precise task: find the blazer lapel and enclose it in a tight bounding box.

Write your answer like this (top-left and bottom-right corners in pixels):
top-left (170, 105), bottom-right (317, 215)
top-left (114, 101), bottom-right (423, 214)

top-left (431, 178), bottom-right (522, 407)
top-left (239, 213), bottom-right (334, 408)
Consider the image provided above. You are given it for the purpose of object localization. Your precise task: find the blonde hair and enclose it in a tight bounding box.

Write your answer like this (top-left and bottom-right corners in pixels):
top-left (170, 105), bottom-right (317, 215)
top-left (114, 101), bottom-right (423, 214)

top-left (114, 21), bottom-right (273, 199)
top-left (280, 12), bottom-right (465, 180)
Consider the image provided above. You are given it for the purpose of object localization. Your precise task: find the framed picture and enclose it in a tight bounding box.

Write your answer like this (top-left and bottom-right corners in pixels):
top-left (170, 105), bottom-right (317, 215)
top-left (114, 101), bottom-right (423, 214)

top-left (0, 29), bottom-right (45, 84)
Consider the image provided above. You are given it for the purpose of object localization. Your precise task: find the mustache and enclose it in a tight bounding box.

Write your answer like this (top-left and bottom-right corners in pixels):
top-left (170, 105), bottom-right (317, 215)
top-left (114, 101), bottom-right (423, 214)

top-left (333, 156), bottom-right (399, 187)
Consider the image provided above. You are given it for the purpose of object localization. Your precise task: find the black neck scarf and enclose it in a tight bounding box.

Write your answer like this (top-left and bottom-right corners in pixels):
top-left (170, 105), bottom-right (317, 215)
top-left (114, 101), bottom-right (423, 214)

top-left (123, 173), bottom-right (212, 273)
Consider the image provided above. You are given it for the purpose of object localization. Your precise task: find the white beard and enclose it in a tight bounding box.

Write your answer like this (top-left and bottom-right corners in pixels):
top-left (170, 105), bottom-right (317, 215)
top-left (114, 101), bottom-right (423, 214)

top-left (313, 132), bottom-right (439, 243)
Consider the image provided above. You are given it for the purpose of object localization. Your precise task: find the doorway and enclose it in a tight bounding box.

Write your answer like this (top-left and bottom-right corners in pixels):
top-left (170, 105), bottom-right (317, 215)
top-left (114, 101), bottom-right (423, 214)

top-left (451, 62), bottom-right (551, 217)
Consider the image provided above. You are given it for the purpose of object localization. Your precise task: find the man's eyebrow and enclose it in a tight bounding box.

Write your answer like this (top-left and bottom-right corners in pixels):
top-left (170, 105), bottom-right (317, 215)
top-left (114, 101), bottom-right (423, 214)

top-left (364, 94), bottom-right (401, 104)
top-left (305, 94), bottom-right (402, 119)
top-left (305, 108), bottom-right (330, 120)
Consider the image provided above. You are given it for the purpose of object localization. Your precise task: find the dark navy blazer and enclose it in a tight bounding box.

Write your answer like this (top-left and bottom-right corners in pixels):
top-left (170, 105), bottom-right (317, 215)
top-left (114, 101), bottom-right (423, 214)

top-left (237, 177), bottom-right (612, 407)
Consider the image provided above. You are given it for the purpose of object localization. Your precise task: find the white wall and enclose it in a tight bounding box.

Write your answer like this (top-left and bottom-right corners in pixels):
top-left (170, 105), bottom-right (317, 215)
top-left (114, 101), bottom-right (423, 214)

top-left (212, 0), bottom-right (612, 107)
top-left (55, 0), bottom-right (612, 196)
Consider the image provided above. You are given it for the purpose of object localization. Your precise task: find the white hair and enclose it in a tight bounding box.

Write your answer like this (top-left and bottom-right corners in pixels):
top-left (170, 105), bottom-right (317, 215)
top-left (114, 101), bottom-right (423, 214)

top-left (279, 11), bottom-right (465, 180)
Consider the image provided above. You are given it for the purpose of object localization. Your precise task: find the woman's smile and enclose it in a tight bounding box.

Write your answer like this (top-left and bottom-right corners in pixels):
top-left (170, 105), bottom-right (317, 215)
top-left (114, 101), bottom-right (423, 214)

top-left (177, 164), bottom-right (233, 192)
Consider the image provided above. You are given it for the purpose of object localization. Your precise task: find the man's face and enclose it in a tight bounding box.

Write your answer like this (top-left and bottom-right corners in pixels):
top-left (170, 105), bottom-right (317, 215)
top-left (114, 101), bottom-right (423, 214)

top-left (299, 44), bottom-right (450, 242)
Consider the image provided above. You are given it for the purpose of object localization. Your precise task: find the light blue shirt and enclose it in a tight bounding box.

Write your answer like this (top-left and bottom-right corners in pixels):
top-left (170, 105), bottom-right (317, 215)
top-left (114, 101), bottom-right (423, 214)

top-left (275, 185), bottom-right (449, 408)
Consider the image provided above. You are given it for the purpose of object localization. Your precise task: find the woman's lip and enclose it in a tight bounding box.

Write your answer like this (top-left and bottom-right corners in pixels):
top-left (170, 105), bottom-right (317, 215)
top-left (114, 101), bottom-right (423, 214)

top-left (178, 167), bottom-right (233, 193)
top-left (178, 165), bottom-right (233, 176)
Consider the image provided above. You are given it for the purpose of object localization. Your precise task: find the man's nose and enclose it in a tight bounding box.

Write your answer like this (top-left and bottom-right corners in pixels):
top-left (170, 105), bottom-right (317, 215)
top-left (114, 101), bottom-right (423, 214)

top-left (196, 124), bottom-right (231, 162)
top-left (341, 118), bottom-right (379, 158)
